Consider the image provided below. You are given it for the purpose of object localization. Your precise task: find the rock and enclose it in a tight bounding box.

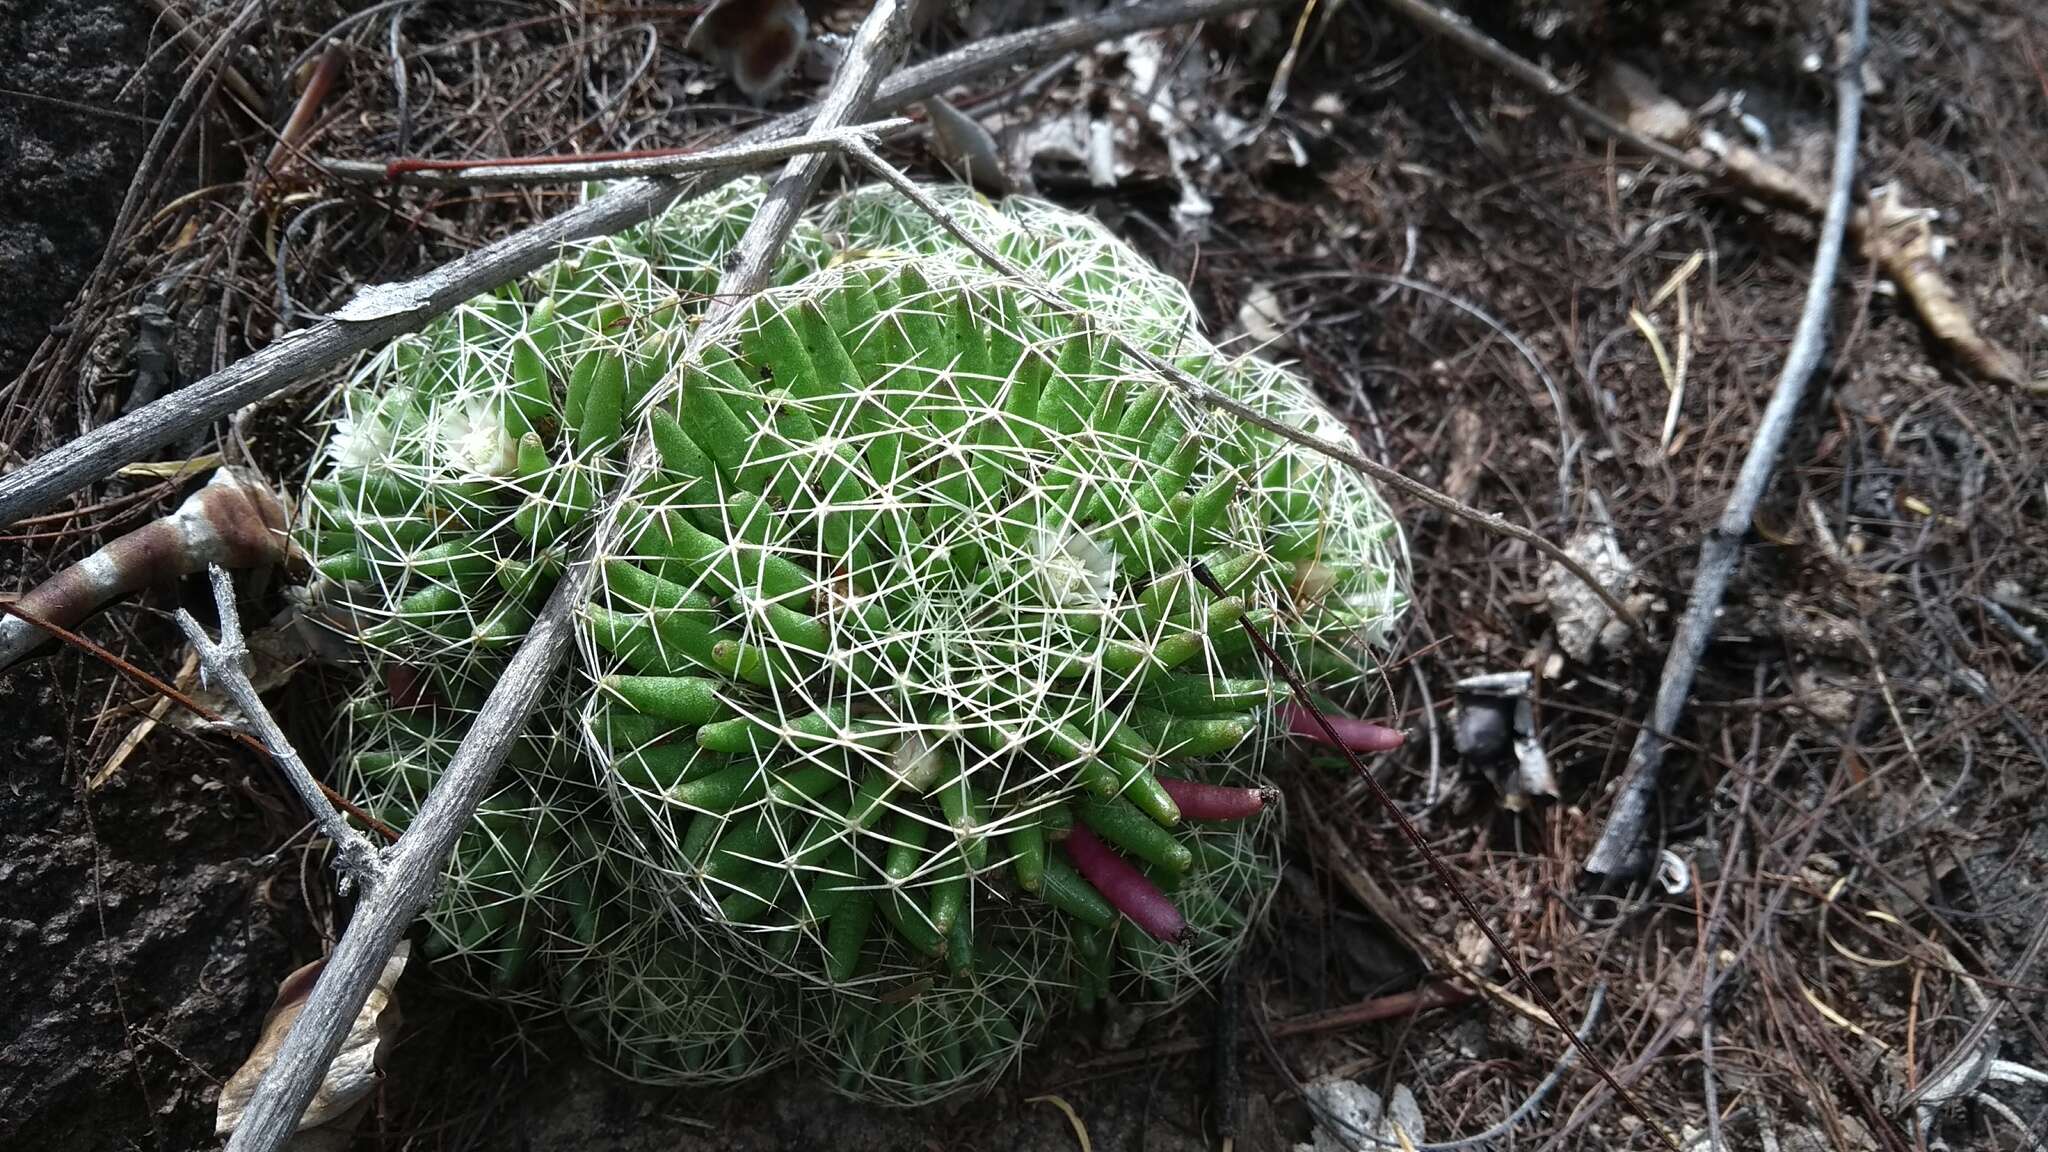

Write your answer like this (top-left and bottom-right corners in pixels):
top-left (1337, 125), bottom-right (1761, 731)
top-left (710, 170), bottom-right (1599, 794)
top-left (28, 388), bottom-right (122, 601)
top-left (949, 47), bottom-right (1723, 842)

top-left (1293, 1078), bottom-right (1426, 1152)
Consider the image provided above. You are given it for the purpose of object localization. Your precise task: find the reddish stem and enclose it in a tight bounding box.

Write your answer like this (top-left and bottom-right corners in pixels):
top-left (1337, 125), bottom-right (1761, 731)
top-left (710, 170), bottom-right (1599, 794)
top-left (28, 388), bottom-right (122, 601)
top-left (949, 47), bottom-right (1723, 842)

top-left (1064, 825), bottom-right (1187, 943)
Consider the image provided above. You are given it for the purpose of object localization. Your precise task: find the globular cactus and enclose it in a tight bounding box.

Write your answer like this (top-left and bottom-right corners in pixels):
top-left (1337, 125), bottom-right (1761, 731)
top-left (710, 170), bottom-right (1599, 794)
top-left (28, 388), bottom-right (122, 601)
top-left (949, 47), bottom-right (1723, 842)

top-left (552, 861), bottom-right (790, 1085)
top-left (340, 683), bottom-right (595, 1007)
top-left (296, 176), bottom-right (1407, 1104)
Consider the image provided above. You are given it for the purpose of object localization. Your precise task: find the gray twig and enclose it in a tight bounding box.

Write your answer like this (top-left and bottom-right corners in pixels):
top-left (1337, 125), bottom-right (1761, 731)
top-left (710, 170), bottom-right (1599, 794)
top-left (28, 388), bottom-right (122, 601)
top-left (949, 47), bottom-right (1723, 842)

top-left (1584, 0), bottom-right (1869, 878)
top-left (841, 139), bottom-right (1640, 633)
top-left (318, 117), bottom-right (913, 187)
top-left (0, 0), bottom-right (1284, 527)
top-left (215, 3), bottom-right (912, 1149)
top-left (175, 565), bottom-right (384, 890)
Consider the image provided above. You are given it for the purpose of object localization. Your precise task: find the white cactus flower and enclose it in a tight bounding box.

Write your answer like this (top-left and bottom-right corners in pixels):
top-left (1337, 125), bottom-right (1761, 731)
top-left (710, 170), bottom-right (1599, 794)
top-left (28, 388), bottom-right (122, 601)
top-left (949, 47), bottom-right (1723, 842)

top-left (1031, 524), bottom-right (1117, 610)
top-left (329, 405), bottom-right (396, 469)
top-left (434, 397), bottom-right (519, 477)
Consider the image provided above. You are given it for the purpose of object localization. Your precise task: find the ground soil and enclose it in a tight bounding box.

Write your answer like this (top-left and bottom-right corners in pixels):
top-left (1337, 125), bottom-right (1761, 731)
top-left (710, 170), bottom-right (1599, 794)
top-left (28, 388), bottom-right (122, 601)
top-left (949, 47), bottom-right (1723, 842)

top-left (0, 5), bottom-right (304, 1152)
top-left (3, 2), bottom-right (2044, 1151)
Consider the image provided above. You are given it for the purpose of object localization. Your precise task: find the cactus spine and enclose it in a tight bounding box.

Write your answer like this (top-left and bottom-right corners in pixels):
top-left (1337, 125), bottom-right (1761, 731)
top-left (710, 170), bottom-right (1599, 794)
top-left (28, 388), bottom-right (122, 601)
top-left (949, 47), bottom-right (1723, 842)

top-left (301, 177), bottom-right (1406, 1104)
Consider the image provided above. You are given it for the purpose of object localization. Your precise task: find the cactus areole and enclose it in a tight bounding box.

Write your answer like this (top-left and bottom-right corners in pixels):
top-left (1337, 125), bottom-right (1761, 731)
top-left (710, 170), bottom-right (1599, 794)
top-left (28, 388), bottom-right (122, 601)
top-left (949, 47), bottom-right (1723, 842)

top-left (300, 179), bottom-right (1408, 1103)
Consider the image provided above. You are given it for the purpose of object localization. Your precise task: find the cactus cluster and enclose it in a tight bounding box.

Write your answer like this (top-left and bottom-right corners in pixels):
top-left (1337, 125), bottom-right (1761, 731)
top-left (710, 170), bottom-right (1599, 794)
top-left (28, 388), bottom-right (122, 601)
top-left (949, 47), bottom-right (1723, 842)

top-left (301, 177), bottom-right (1406, 1103)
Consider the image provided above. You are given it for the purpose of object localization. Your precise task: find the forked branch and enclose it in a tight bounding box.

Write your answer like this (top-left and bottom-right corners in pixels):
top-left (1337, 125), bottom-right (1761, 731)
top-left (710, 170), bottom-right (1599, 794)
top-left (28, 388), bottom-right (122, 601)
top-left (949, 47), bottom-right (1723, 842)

top-left (175, 565), bottom-right (384, 890)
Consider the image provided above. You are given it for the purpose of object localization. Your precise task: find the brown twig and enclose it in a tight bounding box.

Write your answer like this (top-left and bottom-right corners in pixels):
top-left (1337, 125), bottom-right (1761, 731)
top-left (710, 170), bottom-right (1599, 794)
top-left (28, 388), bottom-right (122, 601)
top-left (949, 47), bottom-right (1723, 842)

top-left (142, 0), bottom-right (264, 116)
top-left (1066, 981), bottom-right (1474, 1074)
top-left (263, 43), bottom-right (348, 180)
top-left (0, 468), bottom-right (288, 672)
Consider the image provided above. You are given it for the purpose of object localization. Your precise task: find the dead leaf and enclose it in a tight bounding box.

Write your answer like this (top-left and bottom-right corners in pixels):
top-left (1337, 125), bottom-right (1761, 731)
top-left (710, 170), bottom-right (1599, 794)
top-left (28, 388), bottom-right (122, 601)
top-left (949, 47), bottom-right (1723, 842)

top-left (1541, 527), bottom-right (1635, 663)
top-left (924, 95), bottom-right (1012, 195)
top-left (1294, 1079), bottom-right (1427, 1152)
top-left (170, 615), bottom-right (308, 732)
top-left (116, 453), bottom-right (225, 480)
top-left (217, 942), bottom-right (408, 1140)
top-left (1237, 282), bottom-right (1291, 350)
top-left (1441, 406), bottom-right (1488, 505)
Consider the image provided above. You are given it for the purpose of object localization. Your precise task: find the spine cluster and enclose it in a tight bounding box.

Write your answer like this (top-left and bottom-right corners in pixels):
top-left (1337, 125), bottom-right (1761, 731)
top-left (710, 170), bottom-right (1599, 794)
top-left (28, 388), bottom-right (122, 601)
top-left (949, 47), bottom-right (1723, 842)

top-left (300, 178), bottom-right (1407, 1103)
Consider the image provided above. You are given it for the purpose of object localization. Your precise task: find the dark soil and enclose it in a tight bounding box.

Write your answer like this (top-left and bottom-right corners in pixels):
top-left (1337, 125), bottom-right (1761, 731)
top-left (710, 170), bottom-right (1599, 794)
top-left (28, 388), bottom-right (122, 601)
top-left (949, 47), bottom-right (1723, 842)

top-left (0, 0), bottom-right (157, 394)
top-left (0, 6), bottom-right (299, 1152)
top-left (3, 2), bottom-right (2044, 1151)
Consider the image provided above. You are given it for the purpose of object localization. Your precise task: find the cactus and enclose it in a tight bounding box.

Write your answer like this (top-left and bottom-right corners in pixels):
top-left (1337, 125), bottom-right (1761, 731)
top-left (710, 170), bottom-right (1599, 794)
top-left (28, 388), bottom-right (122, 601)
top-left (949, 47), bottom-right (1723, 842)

top-left (297, 177), bottom-right (1406, 1103)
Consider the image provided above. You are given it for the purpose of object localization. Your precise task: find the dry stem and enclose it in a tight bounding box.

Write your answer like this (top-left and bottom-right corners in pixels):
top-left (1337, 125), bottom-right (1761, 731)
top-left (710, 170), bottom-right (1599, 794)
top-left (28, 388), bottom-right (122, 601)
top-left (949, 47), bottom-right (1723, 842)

top-left (175, 565), bottom-right (384, 890)
top-left (1585, 0), bottom-right (1870, 878)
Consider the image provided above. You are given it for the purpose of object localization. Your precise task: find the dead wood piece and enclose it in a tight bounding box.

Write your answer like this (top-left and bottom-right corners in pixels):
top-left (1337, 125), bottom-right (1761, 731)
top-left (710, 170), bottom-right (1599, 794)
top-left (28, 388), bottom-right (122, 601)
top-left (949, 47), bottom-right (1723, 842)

top-left (1603, 62), bottom-right (2026, 391)
top-left (1857, 187), bottom-right (2031, 391)
top-left (0, 467), bottom-right (286, 671)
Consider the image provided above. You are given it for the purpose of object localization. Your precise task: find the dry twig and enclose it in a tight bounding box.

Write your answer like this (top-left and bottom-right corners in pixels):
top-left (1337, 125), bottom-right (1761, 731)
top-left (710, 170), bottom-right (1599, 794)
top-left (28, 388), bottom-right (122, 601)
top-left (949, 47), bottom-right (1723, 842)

top-left (1586, 0), bottom-right (1871, 876)
top-left (175, 565), bottom-right (384, 890)
top-left (317, 117), bottom-right (913, 187)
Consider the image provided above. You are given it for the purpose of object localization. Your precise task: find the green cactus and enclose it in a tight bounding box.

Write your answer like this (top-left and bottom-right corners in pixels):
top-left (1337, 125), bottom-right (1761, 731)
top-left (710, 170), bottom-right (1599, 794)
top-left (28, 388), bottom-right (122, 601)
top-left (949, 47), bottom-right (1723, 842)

top-left (297, 176), bottom-right (1406, 1103)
